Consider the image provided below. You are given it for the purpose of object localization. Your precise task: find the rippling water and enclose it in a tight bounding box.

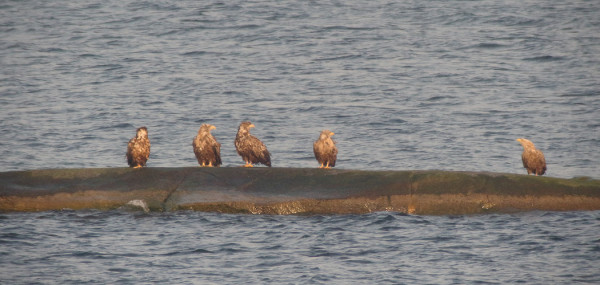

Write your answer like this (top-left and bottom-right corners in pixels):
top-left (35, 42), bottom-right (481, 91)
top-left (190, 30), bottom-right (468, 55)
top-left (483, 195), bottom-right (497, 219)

top-left (1, 210), bottom-right (599, 284)
top-left (1, 0), bottom-right (598, 177)
top-left (1, 1), bottom-right (599, 283)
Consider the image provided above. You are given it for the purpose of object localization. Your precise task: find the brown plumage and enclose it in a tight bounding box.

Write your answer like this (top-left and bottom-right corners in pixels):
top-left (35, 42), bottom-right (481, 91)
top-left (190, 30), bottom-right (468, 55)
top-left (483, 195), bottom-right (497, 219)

top-left (193, 124), bottom-right (222, 167)
top-left (516, 138), bottom-right (546, 176)
top-left (126, 127), bottom-right (150, 168)
top-left (313, 130), bottom-right (338, 168)
top-left (235, 121), bottom-right (271, 167)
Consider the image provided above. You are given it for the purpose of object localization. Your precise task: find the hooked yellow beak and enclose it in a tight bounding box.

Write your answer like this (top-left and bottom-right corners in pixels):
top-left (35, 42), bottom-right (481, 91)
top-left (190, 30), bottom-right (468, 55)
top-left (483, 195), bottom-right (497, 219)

top-left (249, 124), bottom-right (255, 128)
top-left (210, 125), bottom-right (216, 130)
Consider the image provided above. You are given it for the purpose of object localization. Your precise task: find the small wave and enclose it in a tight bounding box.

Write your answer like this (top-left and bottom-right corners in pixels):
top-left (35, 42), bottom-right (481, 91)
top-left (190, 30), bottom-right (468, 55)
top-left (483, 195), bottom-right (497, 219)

top-left (389, 118), bottom-right (407, 124)
top-left (367, 213), bottom-right (398, 226)
top-left (78, 53), bottom-right (99, 58)
top-left (222, 24), bottom-right (261, 30)
top-left (314, 54), bottom-right (361, 61)
top-left (522, 55), bottom-right (566, 62)
top-left (322, 25), bottom-right (375, 31)
top-left (163, 248), bottom-right (213, 256)
top-left (104, 16), bottom-right (146, 25)
top-left (295, 106), bottom-right (323, 112)
top-left (110, 123), bottom-right (135, 129)
top-left (487, 16), bottom-right (542, 27)
top-left (460, 43), bottom-right (507, 50)
top-left (123, 57), bottom-right (146, 63)
top-left (153, 29), bottom-right (179, 37)
top-left (39, 47), bottom-right (66, 53)
top-left (218, 243), bottom-right (247, 253)
top-left (108, 267), bottom-right (130, 273)
top-left (91, 63), bottom-right (123, 71)
top-left (181, 51), bottom-right (208, 57)
top-left (477, 43), bottom-right (506, 49)
top-left (72, 250), bottom-right (112, 259)
top-left (559, 90), bottom-right (598, 97)
top-left (426, 95), bottom-right (449, 101)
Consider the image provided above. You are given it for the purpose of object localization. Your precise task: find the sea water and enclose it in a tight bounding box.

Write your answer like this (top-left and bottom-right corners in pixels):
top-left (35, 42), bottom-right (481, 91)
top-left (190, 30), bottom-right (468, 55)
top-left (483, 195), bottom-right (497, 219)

top-left (1, 0), bottom-right (599, 283)
top-left (1, 0), bottom-right (598, 177)
top-left (1, 210), bottom-right (599, 284)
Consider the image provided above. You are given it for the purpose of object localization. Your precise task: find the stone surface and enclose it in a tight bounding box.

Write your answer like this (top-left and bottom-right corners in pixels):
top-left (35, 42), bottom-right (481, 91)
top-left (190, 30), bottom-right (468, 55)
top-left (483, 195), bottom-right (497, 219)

top-left (1, 167), bottom-right (599, 215)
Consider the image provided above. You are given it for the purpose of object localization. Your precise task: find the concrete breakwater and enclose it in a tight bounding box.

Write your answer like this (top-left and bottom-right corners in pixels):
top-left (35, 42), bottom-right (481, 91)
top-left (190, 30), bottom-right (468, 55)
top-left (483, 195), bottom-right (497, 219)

top-left (1, 167), bottom-right (599, 215)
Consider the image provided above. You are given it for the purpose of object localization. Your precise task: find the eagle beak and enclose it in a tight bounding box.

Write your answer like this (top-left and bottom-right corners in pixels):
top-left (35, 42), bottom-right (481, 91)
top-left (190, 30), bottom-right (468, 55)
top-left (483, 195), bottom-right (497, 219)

top-left (210, 125), bottom-right (216, 130)
top-left (249, 124), bottom-right (255, 128)
top-left (331, 132), bottom-right (335, 136)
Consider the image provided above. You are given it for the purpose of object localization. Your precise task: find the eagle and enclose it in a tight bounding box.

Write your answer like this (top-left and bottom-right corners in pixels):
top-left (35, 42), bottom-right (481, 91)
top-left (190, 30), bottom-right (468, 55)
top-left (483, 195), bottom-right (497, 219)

top-left (235, 121), bottom-right (271, 167)
top-left (192, 124), bottom-right (222, 167)
top-left (516, 138), bottom-right (546, 176)
top-left (313, 130), bottom-right (338, 168)
top-left (126, 127), bottom-right (150, 168)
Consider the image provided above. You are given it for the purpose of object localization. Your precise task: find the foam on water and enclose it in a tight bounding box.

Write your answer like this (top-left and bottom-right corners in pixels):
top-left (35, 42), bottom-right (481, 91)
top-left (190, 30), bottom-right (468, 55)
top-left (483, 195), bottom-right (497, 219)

top-left (125, 200), bottom-right (150, 213)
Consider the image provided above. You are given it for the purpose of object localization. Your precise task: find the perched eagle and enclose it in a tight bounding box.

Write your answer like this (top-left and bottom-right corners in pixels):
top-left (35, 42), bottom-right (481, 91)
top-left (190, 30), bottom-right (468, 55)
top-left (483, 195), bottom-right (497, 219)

top-left (313, 130), bottom-right (338, 168)
top-left (126, 127), bottom-right (150, 168)
top-left (192, 124), bottom-right (222, 167)
top-left (516, 138), bottom-right (546, 176)
top-left (235, 121), bottom-right (271, 167)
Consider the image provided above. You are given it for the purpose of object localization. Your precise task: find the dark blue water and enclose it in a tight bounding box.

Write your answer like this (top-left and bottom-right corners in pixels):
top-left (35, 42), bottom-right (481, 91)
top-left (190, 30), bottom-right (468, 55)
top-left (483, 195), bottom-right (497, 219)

top-left (1, 0), bottom-right (600, 283)
top-left (1, 210), bottom-right (599, 284)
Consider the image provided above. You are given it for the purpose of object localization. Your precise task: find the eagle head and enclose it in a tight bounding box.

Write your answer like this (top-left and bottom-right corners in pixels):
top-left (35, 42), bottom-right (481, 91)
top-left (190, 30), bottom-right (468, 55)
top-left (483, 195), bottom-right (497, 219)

top-left (238, 121), bottom-right (255, 134)
top-left (516, 138), bottom-right (535, 150)
top-left (320, 130), bottom-right (335, 140)
top-left (199, 124), bottom-right (216, 134)
top-left (136, 127), bottom-right (148, 139)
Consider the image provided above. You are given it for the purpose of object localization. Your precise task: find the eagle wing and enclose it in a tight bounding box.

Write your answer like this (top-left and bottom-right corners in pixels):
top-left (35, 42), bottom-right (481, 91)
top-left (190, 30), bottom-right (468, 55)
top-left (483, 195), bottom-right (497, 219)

top-left (193, 135), bottom-right (222, 167)
top-left (314, 138), bottom-right (337, 167)
top-left (212, 139), bottom-right (222, 166)
top-left (329, 140), bottom-right (338, 167)
top-left (237, 135), bottom-right (271, 167)
top-left (127, 137), bottom-right (150, 167)
top-left (126, 138), bottom-right (136, 166)
top-left (522, 149), bottom-right (546, 175)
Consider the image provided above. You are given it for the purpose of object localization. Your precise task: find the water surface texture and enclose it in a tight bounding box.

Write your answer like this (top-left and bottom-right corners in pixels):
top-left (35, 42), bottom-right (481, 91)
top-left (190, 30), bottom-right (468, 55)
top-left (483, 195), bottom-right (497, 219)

top-left (1, 0), bottom-right (598, 177)
top-left (1, 1), bottom-right (600, 283)
top-left (1, 211), bottom-right (599, 284)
